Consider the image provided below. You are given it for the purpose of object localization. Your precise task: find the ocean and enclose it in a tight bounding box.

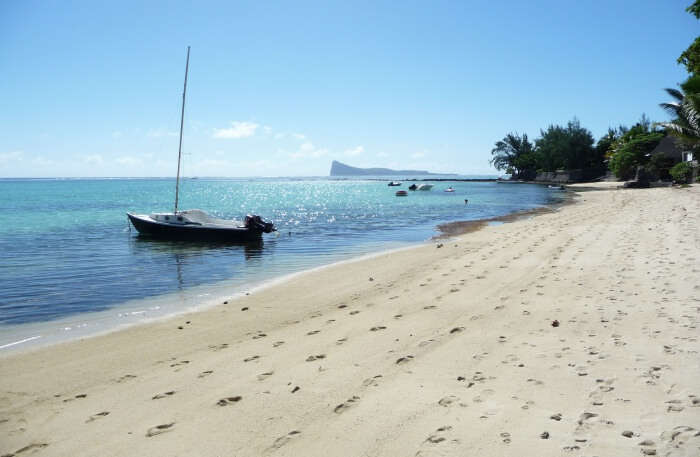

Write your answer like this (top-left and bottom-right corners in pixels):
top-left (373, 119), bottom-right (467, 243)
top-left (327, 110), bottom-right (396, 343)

top-left (0, 177), bottom-right (562, 351)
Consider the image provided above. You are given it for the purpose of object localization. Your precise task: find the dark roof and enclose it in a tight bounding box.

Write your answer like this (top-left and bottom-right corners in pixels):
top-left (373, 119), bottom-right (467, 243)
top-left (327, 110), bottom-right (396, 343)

top-left (650, 136), bottom-right (690, 160)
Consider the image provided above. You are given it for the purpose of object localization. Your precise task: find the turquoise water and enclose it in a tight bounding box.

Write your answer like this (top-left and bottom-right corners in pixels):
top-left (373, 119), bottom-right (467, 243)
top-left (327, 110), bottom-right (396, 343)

top-left (0, 177), bottom-right (559, 340)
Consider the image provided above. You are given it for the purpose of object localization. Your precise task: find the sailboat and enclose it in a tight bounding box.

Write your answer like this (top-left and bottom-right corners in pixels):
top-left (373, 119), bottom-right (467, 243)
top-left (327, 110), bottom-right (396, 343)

top-left (127, 47), bottom-right (275, 242)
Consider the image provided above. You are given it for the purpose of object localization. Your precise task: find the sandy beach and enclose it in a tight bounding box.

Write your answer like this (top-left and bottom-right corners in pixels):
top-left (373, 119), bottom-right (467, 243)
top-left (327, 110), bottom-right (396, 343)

top-left (1, 183), bottom-right (699, 457)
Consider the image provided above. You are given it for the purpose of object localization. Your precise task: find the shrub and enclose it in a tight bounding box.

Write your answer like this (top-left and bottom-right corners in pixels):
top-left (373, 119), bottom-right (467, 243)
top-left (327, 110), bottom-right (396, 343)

top-left (608, 132), bottom-right (664, 180)
top-left (669, 162), bottom-right (693, 183)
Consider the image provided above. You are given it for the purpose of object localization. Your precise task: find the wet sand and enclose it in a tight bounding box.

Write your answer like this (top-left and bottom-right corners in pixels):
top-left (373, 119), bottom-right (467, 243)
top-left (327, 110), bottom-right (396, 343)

top-left (1, 183), bottom-right (699, 456)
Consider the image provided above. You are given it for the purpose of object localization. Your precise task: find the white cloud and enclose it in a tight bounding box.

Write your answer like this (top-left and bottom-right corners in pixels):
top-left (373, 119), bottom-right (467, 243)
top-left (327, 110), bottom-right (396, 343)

top-left (411, 151), bottom-right (426, 159)
top-left (289, 141), bottom-right (328, 159)
top-left (115, 156), bottom-right (143, 166)
top-left (83, 154), bottom-right (104, 165)
top-left (292, 133), bottom-right (306, 140)
top-left (344, 145), bottom-right (364, 157)
top-left (0, 150), bottom-right (23, 163)
top-left (31, 156), bottom-right (54, 167)
top-left (377, 151), bottom-right (389, 158)
top-left (112, 131), bottom-right (123, 138)
top-left (212, 121), bottom-right (259, 139)
top-left (263, 125), bottom-right (272, 134)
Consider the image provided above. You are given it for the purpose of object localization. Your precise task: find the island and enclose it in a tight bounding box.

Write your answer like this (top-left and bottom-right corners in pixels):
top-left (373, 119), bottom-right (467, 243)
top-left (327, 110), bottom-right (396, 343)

top-left (330, 160), bottom-right (437, 176)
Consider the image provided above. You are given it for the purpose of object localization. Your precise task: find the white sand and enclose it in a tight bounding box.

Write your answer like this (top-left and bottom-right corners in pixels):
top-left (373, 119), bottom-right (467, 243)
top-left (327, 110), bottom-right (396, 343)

top-left (1, 184), bottom-right (699, 456)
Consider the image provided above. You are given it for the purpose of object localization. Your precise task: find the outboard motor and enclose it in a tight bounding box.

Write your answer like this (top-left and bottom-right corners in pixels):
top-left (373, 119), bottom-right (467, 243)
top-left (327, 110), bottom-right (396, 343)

top-left (244, 214), bottom-right (276, 233)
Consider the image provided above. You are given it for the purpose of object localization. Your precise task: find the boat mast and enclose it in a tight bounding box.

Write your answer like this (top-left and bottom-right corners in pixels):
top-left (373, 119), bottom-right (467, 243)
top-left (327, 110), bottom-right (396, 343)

top-left (174, 46), bottom-right (190, 214)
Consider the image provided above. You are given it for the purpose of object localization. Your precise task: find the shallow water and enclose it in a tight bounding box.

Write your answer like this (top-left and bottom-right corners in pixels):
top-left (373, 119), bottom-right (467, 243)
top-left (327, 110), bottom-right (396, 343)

top-left (0, 177), bottom-right (562, 350)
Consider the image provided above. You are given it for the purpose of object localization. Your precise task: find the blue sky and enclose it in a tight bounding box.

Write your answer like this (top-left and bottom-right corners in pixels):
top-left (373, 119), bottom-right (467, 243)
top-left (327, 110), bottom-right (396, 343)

top-left (0, 0), bottom-right (697, 177)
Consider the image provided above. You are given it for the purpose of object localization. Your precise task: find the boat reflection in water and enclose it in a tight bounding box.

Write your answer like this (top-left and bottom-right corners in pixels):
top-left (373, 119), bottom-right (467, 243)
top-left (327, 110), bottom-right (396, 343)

top-left (128, 237), bottom-right (267, 291)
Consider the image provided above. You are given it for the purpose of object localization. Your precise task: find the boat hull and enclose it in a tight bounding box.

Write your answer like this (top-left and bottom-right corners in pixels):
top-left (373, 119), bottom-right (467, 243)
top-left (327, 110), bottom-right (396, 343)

top-left (127, 213), bottom-right (265, 242)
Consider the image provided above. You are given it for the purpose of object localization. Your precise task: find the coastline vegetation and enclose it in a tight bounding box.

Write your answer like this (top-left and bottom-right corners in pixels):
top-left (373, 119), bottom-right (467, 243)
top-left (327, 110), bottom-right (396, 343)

top-left (491, 1), bottom-right (699, 183)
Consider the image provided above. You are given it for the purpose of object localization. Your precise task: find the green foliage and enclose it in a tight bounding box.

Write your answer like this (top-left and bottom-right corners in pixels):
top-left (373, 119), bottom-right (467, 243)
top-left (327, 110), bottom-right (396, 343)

top-left (681, 74), bottom-right (700, 96)
top-left (658, 87), bottom-right (700, 147)
top-left (534, 119), bottom-right (597, 172)
top-left (491, 119), bottom-right (605, 179)
top-left (678, 36), bottom-right (700, 75)
top-left (646, 153), bottom-right (676, 180)
top-left (669, 161), bottom-right (694, 183)
top-left (490, 132), bottom-right (535, 178)
top-left (596, 128), bottom-right (619, 159)
top-left (678, 2), bottom-right (700, 74)
top-left (608, 132), bottom-right (664, 180)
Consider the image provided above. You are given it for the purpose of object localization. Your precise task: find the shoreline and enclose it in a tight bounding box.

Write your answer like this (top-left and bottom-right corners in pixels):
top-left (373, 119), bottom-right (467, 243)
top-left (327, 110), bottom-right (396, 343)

top-left (2, 183), bottom-right (698, 456)
top-left (0, 240), bottom-right (421, 356)
top-left (1, 191), bottom-right (564, 356)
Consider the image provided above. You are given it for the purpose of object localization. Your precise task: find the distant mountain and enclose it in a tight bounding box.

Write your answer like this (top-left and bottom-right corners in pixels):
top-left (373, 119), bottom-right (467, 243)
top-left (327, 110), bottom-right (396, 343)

top-left (330, 160), bottom-right (438, 176)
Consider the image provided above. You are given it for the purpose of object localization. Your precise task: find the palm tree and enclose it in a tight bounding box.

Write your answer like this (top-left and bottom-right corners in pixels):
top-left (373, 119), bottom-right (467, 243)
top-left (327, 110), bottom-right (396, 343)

top-left (658, 88), bottom-right (700, 148)
top-left (490, 133), bottom-right (534, 178)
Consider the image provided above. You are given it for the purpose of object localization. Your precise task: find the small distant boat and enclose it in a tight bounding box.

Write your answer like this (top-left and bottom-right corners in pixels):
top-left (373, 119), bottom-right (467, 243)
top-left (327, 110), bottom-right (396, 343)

top-left (127, 47), bottom-right (275, 242)
top-left (408, 183), bottom-right (418, 191)
top-left (444, 187), bottom-right (455, 192)
top-left (388, 181), bottom-right (401, 186)
top-left (395, 190), bottom-right (408, 197)
top-left (417, 184), bottom-right (433, 191)
top-left (548, 185), bottom-right (566, 190)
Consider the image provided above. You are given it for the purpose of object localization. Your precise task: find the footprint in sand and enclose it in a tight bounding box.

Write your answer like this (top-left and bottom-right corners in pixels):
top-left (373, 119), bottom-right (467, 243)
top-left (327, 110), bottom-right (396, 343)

top-left (658, 425), bottom-right (699, 455)
top-left (257, 371), bottom-right (274, 381)
top-left (208, 343), bottom-right (228, 351)
top-left (146, 423), bottom-right (175, 437)
top-left (7, 443), bottom-right (49, 455)
top-left (424, 425), bottom-right (454, 444)
top-left (336, 338), bottom-right (348, 345)
top-left (307, 330), bottom-right (320, 335)
top-left (152, 391), bottom-right (176, 400)
top-left (362, 375), bottom-right (383, 387)
top-left (438, 395), bottom-right (460, 407)
top-left (396, 355), bottom-right (414, 365)
top-left (244, 355), bottom-right (260, 362)
top-left (370, 326), bottom-right (387, 331)
top-left (273, 341), bottom-right (285, 347)
top-left (63, 393), bottom-right (88, 403)
top-left (85, 411), bottom-right (110, 423)
top-left (269, 430), bottom-right (301, 450)
top-left (217, 396), bottom-right (242, 406)
top-left (114, 374), bottom-right (137, 383)
top-left (305, 354), bottom-right (326, 362)
top-left (198, 370), bottom-right (213, 378)
top-left (334, 395), bottom-right (360, 413)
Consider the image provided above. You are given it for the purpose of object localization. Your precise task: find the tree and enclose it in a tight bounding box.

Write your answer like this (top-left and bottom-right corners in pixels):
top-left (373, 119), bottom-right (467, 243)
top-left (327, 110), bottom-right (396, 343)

top-left (533, 119), bottom-right (596, 171)
top-left (596, 128), bottom-right (620, 159)
top-left (678, 37), bottom-right (700, 75)
top-left (657, 88), bottom-right (700, 147)
top-left (608, 132), bottom-right (664, 180)
top-left (678, 1), bottom-right (700, 74)
top-left (669, 161), bottom-right (693, 183)
top-left (490, 132), bottom-right (535, 178)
